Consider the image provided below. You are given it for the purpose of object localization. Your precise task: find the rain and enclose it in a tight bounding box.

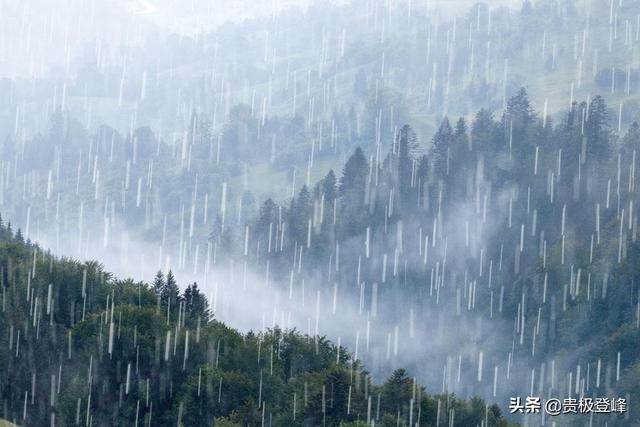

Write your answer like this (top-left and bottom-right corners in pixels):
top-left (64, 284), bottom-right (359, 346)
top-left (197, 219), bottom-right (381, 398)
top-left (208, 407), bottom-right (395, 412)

top-left (0, 0), bottom-right (638, 426)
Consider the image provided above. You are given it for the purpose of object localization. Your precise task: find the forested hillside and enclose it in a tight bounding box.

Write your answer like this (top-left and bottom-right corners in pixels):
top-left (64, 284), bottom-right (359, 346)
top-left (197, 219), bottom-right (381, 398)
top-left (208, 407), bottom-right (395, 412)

top-left (197, 88), bottom-right (639, 425)
top-left (0, 218), bottom-right (512, 426)
top-left (1, 0), bottom-right (640, 426)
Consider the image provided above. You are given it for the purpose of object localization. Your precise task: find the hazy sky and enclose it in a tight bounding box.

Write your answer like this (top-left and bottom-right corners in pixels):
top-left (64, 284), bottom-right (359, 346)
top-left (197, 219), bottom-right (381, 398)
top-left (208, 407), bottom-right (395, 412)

top-left (124, 0), bottom-right (317, 32)
top-left (0, 0), bottom-right (521, 77)
top-left (128, 0), bottom-right (520, 33)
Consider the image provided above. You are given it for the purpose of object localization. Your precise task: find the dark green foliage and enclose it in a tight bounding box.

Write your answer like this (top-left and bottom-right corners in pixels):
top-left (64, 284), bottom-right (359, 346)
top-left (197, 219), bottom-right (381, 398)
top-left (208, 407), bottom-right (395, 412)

top-left (256, 198), bottom-right (279, 235)
top-left (585, 95), bottom-right (610, 161)
top-left (0, 221), bottom-right (510, 426)
top-left (430, 117), bottom-right (454, 178)
top-left (338, 147), bottom-right (369, 236)
top-left (339, 147), bottom-right (368, 199)
top-left (159, 270), bottom-right (181, 315)
top-left (322, 170), bottom-right (337, 207)
top-left (397, 125), bottom-right (418, 207)
top-left (202, 87), bottom-right (636, 425)
top-left (153, 270), bottom-right (165, 292)
top-left (182, 282), bottom-right (210, 328)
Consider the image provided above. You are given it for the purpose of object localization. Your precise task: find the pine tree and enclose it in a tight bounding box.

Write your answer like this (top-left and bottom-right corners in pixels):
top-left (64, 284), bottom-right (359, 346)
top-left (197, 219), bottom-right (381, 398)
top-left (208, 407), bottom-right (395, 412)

top-left (183, 283), bottom-right (211, 327)
top-left (256, 198), bottom-right (278, 236)
top-left (452, 117), bottom-right (469, 157)
top-left (622, 121), bottom-right (640, 159)
top-left (152, 270), bottom-right (165, 293)
top-left (472, 109), bottom-right (496, 150)
top-left (430, 117), bottom-right (454, 177)
top-left (322, 170), bottom-right (337, 228)
top-left (397, 124), bottom-right (418, 206)
top-left (503, 88), bottom-right (536, 149)
top-left (339, 147), bottom-right (368, 198)
top-left (322, 170), bottom-right (337, 203)
top-left (15, 229), bottom-right (24, 243)
top-left (454, 117), bottom-right (468, 139)
top-left (292, 186), bottom-right (312, 243)
top-left (506, 88), bottom-right (534, 126)
top-left (161, 270), bottom-right (180, 311)
top-left (338, 147), bottom-right (369, 234)
top-left (585, 95), bottom-right (609, 161)
top-left (565, 101), bottom-right (580, 129)
top-left (417, 155), bottom-right (430, 209)
top-left (380, 369), bottom-right (413, 415)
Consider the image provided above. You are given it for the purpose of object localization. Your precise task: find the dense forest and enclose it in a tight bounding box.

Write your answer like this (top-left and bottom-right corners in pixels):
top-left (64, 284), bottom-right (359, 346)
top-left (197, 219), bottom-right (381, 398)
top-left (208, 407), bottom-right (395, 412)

top-left (1, 0), bottom-right (640, 426)
top-left (3, 86), bottom-right (639, 425)
top-left (202, 88), bottom-right (640, 426)
top-left (0, 218), bottom-right (513, 426)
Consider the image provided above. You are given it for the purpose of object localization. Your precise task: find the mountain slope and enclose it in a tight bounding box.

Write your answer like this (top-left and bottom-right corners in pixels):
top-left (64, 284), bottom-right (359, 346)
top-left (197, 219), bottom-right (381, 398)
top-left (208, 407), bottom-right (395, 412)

top-left (0, 217), bottom-right (513, 426)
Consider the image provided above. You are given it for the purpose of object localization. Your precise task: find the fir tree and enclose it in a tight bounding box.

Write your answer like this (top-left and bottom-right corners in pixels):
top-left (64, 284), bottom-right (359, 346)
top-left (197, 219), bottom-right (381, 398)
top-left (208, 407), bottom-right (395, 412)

top-left (338, 147), bottom-right (369, 234)
top-left (183, 282), bottom-right (210, 327)
top-left (417, 154), bottom-right (430, 209)
top-left (291, 185), bottom-right (312, 243)
top-left (322, 170), bottom-right (337, 203)
top-left (505, 88), bottom-right (535, 132)
top-left (256, 198), bottom-right (278, 236)
top-left (152, 270), bottom-right (165, 293)
top-left (161, 270), bottom-right (180, 311)
top-left (430, 117), bottom-right (454, 177)
top-left (397, 124), bottom-right (418, 206)
top-left (622, 121), bottom-right (640, 159)
top-left (585, 95), bottom-right (610, 161)
top-left (322, 169), bottom-right (338, 228)
top-left (339, 147), bottom-right (368, 198)
top-left (471, 109), bottom-right (496, 150)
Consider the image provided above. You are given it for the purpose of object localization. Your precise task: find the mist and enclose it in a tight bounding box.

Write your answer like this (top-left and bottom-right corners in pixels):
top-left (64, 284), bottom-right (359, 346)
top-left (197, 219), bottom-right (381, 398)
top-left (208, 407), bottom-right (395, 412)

top-left (1, 0), bottom-right (639, 425)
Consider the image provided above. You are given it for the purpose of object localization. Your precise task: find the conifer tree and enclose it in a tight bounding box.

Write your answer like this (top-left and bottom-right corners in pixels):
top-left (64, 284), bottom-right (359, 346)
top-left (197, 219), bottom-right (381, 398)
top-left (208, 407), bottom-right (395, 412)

top-left (622, 121), bottom-right (640, 159)
top-left (416, 154), bottom-right (430, 209)
top-left (397, 124), bottom-right (418, 206)
top-left (338, 147), bottom-right (369, 234)
top-left (256, 198), bottom-right (278, 236)
top-left (322, 170), bottom-right (337, 204)
top-left (152, 270), bottom-right (165, 292)
top-left (505, 88), bottom-right (535, 133)
top-left (292, 185), bottom-right (312, 243)
top-left (322, 169), bottom-right (337, 228)
top-left (430, 117), bottom-right (454, 177)
top-left (585, 95), bottom-right (610, 161)
top-left (183, 282), bottom-right (210, 327)
top-left (161, 270), bottom-right (180, 311)
top-left (339, 147), bottom-right (368, 198)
